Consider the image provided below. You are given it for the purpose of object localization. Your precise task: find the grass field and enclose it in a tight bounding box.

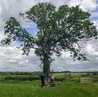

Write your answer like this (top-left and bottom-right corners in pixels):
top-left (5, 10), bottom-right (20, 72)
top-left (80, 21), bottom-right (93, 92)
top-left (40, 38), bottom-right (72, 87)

top-left (0, 80), bottom-right (98, 97)
top-left (0, 72), bottom-right (98, 97)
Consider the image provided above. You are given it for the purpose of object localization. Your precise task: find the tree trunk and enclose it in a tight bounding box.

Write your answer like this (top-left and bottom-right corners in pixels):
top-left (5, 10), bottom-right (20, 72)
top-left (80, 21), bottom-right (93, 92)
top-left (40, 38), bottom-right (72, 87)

top-left (43, 53), bottom-right (50, 75)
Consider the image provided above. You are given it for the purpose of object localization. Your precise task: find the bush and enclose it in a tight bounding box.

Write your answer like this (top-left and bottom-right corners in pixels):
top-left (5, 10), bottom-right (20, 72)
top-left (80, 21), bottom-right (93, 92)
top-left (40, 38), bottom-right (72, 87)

top-left (4, 75), bottom-right (40, 81)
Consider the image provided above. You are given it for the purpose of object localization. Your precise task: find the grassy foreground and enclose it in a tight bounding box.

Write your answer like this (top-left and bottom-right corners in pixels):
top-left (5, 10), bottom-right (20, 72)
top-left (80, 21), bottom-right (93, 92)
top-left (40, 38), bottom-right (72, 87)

top-left (0, 80), bottom-right (98, 97)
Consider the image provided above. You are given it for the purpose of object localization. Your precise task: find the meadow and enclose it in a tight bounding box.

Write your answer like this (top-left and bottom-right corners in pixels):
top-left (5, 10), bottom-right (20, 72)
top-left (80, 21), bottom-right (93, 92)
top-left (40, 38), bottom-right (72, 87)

top-left (0, 72), bottom-right (98, 97)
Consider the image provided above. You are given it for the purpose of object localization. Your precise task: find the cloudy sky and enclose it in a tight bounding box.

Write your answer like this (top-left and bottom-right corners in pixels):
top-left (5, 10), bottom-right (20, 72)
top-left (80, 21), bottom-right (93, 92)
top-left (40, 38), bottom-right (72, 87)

top-left (0, 0), bottom-right (98, 72)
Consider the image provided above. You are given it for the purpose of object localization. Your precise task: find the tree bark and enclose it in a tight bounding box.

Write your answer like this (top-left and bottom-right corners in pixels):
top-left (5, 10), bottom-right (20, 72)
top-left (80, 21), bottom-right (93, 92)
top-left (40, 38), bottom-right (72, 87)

top-left (43, 53), bottom-right (50, 75)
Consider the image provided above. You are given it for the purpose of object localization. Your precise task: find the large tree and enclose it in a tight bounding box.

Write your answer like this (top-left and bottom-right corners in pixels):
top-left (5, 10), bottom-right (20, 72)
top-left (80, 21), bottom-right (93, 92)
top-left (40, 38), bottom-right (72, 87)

top-left (1, 2), bottom-right (98, 75)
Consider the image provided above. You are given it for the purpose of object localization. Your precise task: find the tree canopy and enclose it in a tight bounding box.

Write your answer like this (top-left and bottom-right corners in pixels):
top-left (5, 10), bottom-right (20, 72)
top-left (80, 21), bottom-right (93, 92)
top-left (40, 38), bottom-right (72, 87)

top-left (1, 2), bottom-right (98, 75)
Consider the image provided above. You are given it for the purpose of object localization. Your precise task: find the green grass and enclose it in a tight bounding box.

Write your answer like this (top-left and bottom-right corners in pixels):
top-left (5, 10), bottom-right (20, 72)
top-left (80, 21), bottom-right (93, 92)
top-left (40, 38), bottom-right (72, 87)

top-left (0, 72), bottom-right (98, 97)
top-left (0, 80), bottom-right (98, 97)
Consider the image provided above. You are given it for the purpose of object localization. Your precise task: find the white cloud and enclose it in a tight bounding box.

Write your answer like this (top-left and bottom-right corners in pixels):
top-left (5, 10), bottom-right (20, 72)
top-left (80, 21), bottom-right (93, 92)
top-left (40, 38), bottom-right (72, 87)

top-left (92, 20), bottom-right (98, 30)
top-left (0, 46), bottom-right (41, 71)
top-left (68, 0), bottom-right (97, 11)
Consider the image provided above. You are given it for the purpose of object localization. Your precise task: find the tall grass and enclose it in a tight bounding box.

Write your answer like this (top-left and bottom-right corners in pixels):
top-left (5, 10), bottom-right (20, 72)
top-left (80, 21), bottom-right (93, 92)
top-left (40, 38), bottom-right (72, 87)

top-left (0, 72), bottom-right (98, 97)
top-left (0, 81), bottom-right (98, 97)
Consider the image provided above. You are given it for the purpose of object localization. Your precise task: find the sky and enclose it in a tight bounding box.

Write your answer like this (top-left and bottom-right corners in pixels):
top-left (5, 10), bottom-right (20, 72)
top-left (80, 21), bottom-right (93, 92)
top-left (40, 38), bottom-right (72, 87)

top-left (0, 0), bottom-right (98, 72)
